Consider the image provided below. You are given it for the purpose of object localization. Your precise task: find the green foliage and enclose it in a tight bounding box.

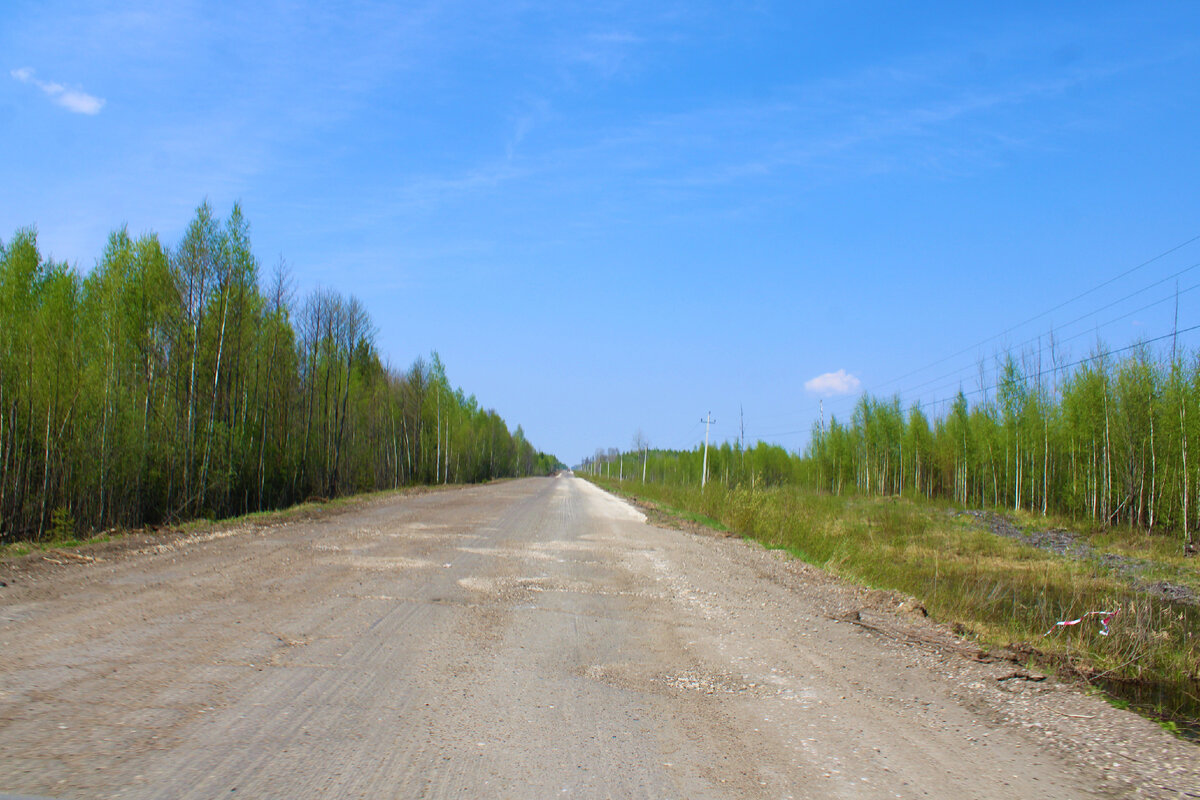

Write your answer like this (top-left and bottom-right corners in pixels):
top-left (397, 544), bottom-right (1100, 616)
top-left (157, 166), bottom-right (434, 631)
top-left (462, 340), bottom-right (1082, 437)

top-left (582, 440), bottom-right (804, 489)
top-left (0, 205), bottom-right (557, 543)
top-left (802, 347), bottom-right (1200, 551)
top-left (49, 507), bottom-right (76, 543)
top-left (579, 343), bottom-right (1199, 549)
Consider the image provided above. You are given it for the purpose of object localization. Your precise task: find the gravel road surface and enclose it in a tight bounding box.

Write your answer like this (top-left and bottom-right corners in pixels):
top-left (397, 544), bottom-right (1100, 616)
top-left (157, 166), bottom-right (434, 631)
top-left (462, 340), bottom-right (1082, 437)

top-left (1, 476), bottom-right (1196, 799)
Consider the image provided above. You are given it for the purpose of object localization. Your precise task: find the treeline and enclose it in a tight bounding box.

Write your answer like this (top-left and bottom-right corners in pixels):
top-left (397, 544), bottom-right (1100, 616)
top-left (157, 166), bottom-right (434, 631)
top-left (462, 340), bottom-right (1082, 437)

top-left (584, 348), bottom-right (1199, 550)
top-left (0, 202), bottom-right (558, 542)
top-left (810, 351), bottom-right (1197, 545)
top-left (581, 441), bottom-right (802, 489)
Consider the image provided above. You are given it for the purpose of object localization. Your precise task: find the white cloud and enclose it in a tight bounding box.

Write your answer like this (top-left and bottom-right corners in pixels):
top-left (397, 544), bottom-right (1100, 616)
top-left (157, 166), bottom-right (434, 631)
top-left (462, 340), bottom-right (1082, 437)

top-left (11, 67), bottom-right (105, 115)
top-left (56, 89), bottom-right (106, 115)
top-left (804, 369), bottom-right (861, 397)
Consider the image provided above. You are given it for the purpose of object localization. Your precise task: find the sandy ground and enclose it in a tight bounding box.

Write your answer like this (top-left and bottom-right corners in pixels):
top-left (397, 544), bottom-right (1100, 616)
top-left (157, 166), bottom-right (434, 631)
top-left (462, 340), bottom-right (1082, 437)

top-left (0, 476), bottom-right (1196, 799)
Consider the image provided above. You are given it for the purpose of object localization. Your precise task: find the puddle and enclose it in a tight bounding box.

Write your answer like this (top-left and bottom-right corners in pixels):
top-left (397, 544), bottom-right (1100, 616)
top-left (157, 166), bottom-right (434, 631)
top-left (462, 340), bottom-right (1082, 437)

top-left (1096, 677), bottom-right (1200, 741)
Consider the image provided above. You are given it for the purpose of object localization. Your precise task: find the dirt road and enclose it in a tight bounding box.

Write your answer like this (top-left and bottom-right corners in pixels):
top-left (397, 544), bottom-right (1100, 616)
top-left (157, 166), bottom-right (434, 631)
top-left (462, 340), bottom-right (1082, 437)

top-left (1, 477), bottom-right (1196, 799)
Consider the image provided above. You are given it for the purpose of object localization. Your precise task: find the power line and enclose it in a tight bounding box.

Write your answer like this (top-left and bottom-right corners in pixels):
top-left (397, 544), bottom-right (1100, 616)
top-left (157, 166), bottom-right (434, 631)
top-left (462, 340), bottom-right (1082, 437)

top-left (664, 420), bottom-right (704, 451)
top-left (811, 320), bottom-right (1200, 437)
top-left (688, 236), bottom-right (1200, 452)
top-left (894, 273), bottom-right (1200, 402)
top-left (873, 232), bottom-right (1200, 392)
top-left (907, 322), bottom-right (1200, 415)
top-left (743, 427), bottom-right (809, 439)
top-left (740, 238), bottom-right (1200, 450)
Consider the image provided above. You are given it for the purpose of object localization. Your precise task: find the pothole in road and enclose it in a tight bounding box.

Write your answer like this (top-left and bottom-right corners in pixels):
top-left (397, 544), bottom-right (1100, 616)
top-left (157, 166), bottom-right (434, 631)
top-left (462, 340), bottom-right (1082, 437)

top-left (456, 546), bottom-right (559, 562)
top-left (657, 667), bottom-right (755, 695)
top-left (343, 556), bottom-right (435, 570)
top-left (386, 530), bottom-right (482, 542)
top-left (583, 662), bottom-right (757, 698)
top-left (528, 540), bottom-right (607, 554)
top-left (457, 576), bottom-right (553, 595)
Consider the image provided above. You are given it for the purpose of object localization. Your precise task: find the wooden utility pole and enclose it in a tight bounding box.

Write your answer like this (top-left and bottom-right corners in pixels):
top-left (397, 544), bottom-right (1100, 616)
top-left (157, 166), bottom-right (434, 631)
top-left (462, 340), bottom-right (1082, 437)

top-left (701, 412), bottom-right (715, 488)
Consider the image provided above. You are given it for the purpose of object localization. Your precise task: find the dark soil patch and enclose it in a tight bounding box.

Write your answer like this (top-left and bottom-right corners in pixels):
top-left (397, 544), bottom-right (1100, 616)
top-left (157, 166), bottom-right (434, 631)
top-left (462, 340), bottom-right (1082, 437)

top-left (960, 509), bottom-right (1095, 557)
top-left (959, 510), bottom-right (1199, 608)
top-left (1141, 580), bottom-right (1199, 604)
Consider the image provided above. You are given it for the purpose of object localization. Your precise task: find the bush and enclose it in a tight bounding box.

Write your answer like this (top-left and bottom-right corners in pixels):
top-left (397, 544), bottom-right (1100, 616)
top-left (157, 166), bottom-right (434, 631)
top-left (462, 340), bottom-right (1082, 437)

top-left (48, 506), bottom-right (76, 542)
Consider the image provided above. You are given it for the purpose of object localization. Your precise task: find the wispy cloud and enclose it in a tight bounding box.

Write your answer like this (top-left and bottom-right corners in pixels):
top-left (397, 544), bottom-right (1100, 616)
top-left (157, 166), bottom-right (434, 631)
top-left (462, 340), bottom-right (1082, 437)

top-left (396, 163), bottom-right (527, 209)
top-left (507, 96), bottom-right (555, 160)
top-left (11, 67), bottom-right (105, 114)
top-left (805, 369), bottom-right (861, 397)
top-left (559, 47), bottom-right (1134, 197)
top-left (558, 29), bottom-right (646, 77)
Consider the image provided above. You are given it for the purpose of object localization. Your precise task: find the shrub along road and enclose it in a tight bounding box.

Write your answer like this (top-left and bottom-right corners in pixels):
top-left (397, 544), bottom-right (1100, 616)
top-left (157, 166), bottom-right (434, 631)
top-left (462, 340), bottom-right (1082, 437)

top-left (1, 476), bottom-right (1195, 799)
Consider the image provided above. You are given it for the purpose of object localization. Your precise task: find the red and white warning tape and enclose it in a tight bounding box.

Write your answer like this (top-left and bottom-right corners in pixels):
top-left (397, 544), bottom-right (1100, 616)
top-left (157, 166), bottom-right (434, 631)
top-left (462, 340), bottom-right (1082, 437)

top-left (1043, 609), bottom-right (1118, 637)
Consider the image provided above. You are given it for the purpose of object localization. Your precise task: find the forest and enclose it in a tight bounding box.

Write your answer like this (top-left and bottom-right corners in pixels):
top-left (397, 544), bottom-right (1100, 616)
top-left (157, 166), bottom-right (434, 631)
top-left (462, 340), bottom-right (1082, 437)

top-left (0, 202), bottom-right (558, 542)
top-left (583, 345), bottom-right (1199, 552)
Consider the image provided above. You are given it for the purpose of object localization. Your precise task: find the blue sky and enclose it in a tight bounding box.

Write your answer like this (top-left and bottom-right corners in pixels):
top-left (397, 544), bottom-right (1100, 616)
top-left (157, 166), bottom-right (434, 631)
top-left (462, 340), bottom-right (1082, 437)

top-left (4, 2), bottom-right (1200, 465)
